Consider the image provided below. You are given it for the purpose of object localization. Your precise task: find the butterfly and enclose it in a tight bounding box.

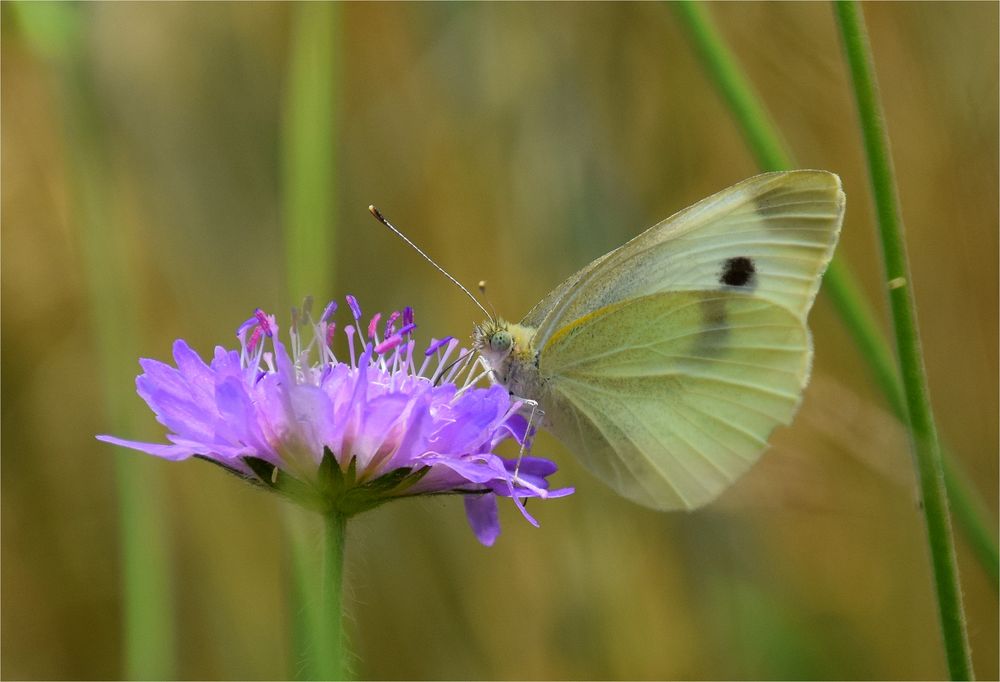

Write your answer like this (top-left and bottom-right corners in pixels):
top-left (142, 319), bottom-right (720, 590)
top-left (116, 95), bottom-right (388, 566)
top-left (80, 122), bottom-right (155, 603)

top-left (470, 171), bottom-right (845, 511)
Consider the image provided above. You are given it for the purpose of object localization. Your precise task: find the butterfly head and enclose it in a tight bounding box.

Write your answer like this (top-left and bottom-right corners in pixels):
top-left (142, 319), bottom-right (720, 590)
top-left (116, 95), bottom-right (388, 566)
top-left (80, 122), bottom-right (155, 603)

top-left (474, 318), bottom-right (540, 384)
top-left (473, 318), bottom-right (513, 361)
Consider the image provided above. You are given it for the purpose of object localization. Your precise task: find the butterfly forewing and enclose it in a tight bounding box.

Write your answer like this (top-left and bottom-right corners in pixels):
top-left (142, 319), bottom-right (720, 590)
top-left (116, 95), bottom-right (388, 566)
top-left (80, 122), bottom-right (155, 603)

top-left (526, 171), bottom-right (844, 349)
top-left (539, 290), bottom-right (811, 510)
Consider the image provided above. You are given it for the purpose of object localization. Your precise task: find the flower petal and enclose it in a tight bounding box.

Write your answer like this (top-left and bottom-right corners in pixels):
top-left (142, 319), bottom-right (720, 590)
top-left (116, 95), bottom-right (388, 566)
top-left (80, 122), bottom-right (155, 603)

top-left (215, 376), bottom-right (273, 458)
top-left (96, 435), bottom-right (195, 461)
top-left (464, 494), bottom-right (500, 546)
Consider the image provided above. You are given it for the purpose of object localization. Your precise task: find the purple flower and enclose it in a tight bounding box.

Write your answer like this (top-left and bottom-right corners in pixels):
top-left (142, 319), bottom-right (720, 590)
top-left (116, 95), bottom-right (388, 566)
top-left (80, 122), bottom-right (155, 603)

top-left (98, 297), bottom-right (572, 545)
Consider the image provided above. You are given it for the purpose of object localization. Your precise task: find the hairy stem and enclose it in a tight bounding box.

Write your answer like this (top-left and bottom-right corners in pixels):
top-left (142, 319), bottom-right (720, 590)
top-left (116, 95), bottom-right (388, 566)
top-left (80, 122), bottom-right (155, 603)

top-left (280, 3), bottom-right (343, 677)
top-left (318, 512), bottom-right (348, 680)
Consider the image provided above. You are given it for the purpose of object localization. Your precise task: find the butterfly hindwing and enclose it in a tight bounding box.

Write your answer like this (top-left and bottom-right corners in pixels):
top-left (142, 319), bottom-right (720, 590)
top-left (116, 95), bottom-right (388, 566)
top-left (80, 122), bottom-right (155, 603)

top-left (539, 290), bottom-right (811, 510)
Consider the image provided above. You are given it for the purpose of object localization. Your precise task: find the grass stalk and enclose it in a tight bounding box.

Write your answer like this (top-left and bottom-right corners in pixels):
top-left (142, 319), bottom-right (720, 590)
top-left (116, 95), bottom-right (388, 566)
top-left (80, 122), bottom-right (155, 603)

top-left (71, 54), bottom-right (179, 682)
top-left (833, 3), bottom-right (973, 676)
top-left (15, 4), bottom-right (178, 677)
top-left (672, 0), bottom-right (998, 588)
top-left (672, 0), bottom-right (792, 172)
top-left (283, 1), bottom-right (341, 303)
top-left (11, 3), bottom-right (179, 677)
top-left (280, 2), bottom-right (343, 678)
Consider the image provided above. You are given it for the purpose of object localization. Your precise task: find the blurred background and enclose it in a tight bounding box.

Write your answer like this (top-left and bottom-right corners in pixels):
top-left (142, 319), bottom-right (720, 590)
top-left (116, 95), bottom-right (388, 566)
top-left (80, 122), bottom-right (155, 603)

top-left (2, 2), bottom-right (997, 679)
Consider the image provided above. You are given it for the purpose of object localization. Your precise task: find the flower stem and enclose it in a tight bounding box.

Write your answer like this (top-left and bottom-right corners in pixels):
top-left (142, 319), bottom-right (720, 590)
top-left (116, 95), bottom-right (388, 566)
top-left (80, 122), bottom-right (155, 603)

top-left (833, 2), bottom-right (973, 678)
top-left (672, 0), bottom-right (998, 589)
top-left (280, 2), bottom-right (342, 676)
top-left (318, 512), bottom-right (348, 680)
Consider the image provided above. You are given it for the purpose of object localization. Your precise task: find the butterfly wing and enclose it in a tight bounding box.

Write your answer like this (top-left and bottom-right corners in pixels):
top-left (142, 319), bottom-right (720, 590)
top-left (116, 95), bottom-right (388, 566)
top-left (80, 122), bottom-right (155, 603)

top-left (525, 171), bottom-right (844, 347)
top-left (539, 290), bottom-right (811, 510)
top-left (519, 171), bottom-right (843, 510)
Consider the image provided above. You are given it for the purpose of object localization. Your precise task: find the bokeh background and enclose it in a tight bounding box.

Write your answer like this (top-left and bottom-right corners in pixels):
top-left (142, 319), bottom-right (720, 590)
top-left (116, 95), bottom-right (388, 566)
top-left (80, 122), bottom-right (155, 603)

top-left (2, 2), bottom-right (997, 679)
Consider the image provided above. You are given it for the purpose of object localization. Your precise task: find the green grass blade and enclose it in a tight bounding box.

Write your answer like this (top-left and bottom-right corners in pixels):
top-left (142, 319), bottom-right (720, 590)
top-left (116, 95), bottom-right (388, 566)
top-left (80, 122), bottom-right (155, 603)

top-left (942, 456), bottom-right (1000, 588)
top-left (280, 3), bottom-right (343, 678)
top-left (11, 3), bottom-right (178, 677)
top-left (672, 0), bottom-right (998, 589)
top-left (672, 0), bottom-right (792, 172)
top-left (283, 1), bottom-right (341, 303)
top-left (833, 1), bottom-right (973, 677)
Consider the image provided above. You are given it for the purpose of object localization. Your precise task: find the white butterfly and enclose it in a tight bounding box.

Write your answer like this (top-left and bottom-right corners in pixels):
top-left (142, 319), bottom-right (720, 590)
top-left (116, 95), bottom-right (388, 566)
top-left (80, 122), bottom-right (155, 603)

top-left (472, 171), bottom-right (845, 511)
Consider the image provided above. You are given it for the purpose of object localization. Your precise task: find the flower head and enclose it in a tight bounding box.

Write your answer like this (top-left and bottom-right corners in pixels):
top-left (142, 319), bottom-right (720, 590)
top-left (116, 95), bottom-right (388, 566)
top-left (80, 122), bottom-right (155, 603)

top-left (98, 297), bottom-right (572, 545)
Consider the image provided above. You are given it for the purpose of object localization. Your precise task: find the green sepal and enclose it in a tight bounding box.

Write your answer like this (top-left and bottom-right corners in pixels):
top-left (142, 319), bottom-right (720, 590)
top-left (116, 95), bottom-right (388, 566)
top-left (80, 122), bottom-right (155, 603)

top-left (385, 465), bottom-right (430, 496)
top-left (345, 455), bottom-right (358, 487)
top-left (195, 455), bottom-right (266, 488)
top-left (361, 466), bottom-right (414, 493)
top-left (317, 447), bottom-right (342, 494)
top-left (333, 466), bottom-right (432, 515)
top-left (242, 456), bottom-right (326, 512)
top-left (239, 452), bottom-right (434, 517)
top-left (242, 456), bottom-right (280, 488)
top-left (335, 469), bottom-right (410, 514)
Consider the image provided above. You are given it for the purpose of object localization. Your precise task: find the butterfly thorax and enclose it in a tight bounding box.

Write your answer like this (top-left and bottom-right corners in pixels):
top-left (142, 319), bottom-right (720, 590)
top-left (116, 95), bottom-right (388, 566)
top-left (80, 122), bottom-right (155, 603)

top-left (473, 319), bottom-right (547, 402)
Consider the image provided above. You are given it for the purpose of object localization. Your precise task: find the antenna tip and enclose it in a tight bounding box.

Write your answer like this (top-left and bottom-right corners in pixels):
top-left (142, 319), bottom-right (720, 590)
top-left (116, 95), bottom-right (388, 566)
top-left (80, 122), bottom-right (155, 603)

top-left (368, 205), bottom-right (385, 222)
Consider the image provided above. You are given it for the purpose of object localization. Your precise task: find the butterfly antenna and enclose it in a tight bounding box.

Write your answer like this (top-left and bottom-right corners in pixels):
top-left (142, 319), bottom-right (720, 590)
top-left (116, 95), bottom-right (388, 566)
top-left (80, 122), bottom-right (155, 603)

top-left (369, 205), bottom-right (494, 322)
top-left (477, 280), bottom-right (499, 322)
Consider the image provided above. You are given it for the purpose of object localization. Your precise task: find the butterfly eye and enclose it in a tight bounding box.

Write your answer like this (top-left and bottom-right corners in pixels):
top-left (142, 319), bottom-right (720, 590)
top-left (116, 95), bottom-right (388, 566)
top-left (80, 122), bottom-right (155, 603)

top-left (489, 330), bottom-right (513, 354)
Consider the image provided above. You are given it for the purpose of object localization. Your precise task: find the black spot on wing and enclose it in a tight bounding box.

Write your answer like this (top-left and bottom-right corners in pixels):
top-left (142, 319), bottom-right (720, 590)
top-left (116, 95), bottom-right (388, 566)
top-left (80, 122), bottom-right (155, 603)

top-left (720, 256), bottom-right (756, 287)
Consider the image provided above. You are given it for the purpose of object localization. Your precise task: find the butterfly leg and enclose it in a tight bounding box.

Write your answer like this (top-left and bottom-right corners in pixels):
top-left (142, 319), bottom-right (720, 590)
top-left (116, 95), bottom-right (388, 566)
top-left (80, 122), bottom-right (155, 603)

top-left (513, 399), bottom-right (541, 481)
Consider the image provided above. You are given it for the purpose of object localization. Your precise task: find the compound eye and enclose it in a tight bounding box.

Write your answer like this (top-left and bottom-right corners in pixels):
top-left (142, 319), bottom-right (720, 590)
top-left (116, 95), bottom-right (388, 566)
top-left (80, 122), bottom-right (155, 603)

top-left (489, 331), bottom-right (512, 353)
